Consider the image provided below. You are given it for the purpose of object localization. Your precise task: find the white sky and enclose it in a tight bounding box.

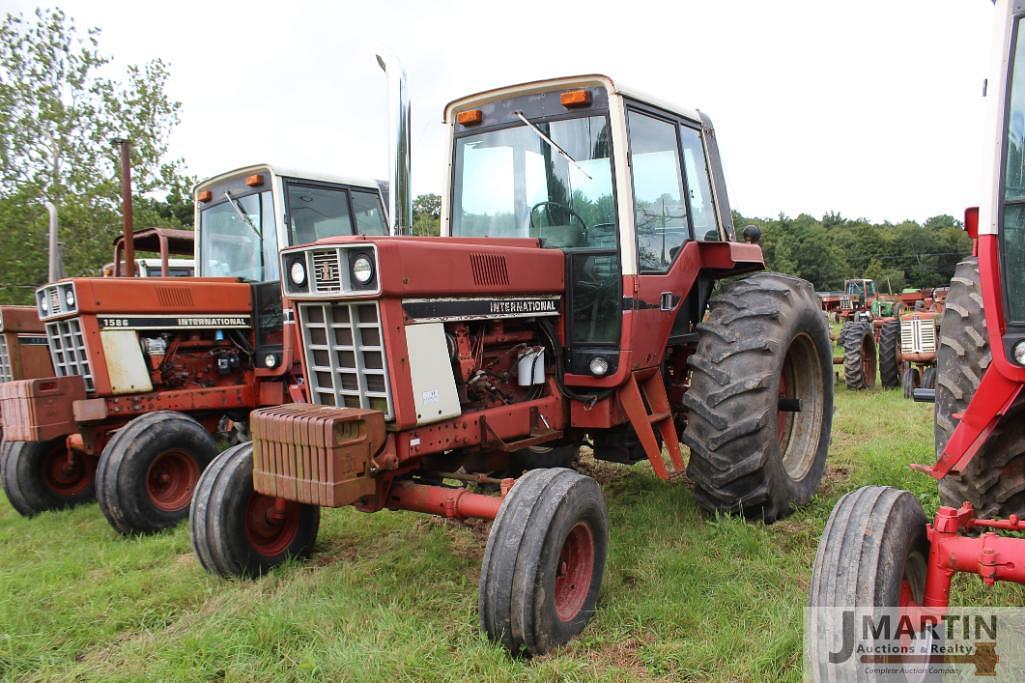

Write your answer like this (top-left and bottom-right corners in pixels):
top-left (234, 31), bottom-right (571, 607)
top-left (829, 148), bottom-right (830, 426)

top-left (7, 0), bottom-right (995, 223)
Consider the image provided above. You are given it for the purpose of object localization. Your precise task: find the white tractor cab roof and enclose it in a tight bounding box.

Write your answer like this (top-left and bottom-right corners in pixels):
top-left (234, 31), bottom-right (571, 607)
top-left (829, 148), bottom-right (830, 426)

top-left (440, 74), bottom-right (735, 277)
top-left (193, 164), bottom-right (390, 283)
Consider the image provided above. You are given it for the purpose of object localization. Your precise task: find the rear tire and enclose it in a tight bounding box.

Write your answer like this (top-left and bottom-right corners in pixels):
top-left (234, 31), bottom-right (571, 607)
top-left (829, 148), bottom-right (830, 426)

top-left (808, 486), bottom-right (930, 681)
top-left (841, 321), bottom-right (876, 389)
top-left (511, 444), bottom-right (580, 472)
top-left (96, 411), bottom-right (219, 535)
top-left (684, 272), bottom-right (833, 522)
top-left (935, 257), bottom-right (1025, 516)
top-left (878, 318), bottom-right (903, 388)
top-left (479, 467), bottom-right (607, 655)
top-left (190, 442), bottom-right (320, 578)
top-left (0, 438), bottom-right (95, 516)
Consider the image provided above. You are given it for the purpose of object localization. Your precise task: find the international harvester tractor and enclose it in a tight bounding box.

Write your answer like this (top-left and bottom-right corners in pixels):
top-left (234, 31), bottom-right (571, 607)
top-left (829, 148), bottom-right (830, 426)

top-left (190, 75), bottom-right (835, 655)
top-left (809, 1), bottom-right (1025, 678)
top-left (0, 165), bottom-right (393, 532)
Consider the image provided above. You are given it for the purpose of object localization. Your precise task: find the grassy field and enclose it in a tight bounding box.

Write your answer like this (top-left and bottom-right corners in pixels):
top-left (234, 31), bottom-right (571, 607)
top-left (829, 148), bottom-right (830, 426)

top-left (2, 371), bottom-right (1024, 681)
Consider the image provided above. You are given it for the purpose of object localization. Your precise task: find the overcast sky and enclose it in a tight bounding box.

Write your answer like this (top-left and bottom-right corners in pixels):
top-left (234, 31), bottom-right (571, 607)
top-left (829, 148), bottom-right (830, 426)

top-left (8, 0), bottom-right (995, 223)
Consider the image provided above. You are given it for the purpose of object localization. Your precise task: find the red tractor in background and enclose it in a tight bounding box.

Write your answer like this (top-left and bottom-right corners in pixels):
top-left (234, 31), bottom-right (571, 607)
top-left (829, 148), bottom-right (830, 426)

top-left (0, 165), bottom-right (395, 531)
top-left (190, 74), bottom-right (835, 655)
top-left (809, 1), bottom-right (1025, 677)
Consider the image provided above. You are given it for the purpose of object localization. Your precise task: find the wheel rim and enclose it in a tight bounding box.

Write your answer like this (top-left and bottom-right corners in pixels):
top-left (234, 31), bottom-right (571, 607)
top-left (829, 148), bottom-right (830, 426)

top-left (554, 522), bottom-right (595, 622)
top-left (780, 332), bottom-right (826, 481)
top-left (145, 449), bottom-right (200, 512)
top-left (245, 494), bottom-right (301, 557)
top-left (41, 442), bottom-right (93, 497)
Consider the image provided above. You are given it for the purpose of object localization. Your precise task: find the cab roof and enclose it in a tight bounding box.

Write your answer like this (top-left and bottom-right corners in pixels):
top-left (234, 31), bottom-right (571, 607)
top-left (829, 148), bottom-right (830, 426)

top-left (194, 164), bottom-right (382, 194)
top-left (443, 74), bottom-right (704, 126)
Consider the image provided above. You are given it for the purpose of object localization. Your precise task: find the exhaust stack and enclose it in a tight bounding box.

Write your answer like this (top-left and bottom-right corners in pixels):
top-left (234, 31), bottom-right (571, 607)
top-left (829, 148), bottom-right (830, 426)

top-left (111, 138), bottom-right (134, 276)
top-left (376, 54), bottom-right (412, 235)
top-left (45, 201), bottom-right (62, 281)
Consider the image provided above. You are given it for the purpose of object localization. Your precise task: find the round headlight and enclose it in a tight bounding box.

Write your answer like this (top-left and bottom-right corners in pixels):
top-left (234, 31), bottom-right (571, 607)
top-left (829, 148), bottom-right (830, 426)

top-left (263, 353), bottom-right (278, 368)
top-left (289, 260), bottom-right (306, 286)
top-left (1014, 340), bottom-right (1025, 366)
top-left (65, 288), bottom-right (75, 308)
top-left (39, 295), bottom-right (49, 314)
top-left (589, 356), bottom-right (610, 376)
top-left (352, 255), bottom-right (374, 284)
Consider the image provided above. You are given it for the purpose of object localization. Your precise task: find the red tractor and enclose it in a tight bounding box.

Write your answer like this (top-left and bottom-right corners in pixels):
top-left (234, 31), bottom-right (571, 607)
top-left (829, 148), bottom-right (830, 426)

top-left (190, 75), bottom-right (835, 655)
top-left (0, 306), bottom-right (52, 442)
top-left (809, 2), bottom-right (1025, 677)
top-left (0, 165), bottom-right (394, 531)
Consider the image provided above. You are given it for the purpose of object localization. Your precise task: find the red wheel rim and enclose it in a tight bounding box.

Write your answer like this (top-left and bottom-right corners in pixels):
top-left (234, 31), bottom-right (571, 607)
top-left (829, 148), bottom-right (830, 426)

top-left (41, 443), bottom-right (93, 497)
top-left (554, 522), bottom-right (596, 622)
top-left (245, 494), bottom-right (301, 557)
top-left (145, 449), bottom-right (200, 512)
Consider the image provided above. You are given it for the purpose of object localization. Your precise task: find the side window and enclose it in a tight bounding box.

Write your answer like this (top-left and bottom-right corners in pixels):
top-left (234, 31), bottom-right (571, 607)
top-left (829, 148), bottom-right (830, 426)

top-left (628, 111), bottom-right (688, 273)
top-left (679, 126), bottom-right (720, 242)
top-left (285, 183), bottom-right (353, 246)
top-left (351, 191), bottom-right (388, 235)
top-left (261, 191), bottom-right (279, 281)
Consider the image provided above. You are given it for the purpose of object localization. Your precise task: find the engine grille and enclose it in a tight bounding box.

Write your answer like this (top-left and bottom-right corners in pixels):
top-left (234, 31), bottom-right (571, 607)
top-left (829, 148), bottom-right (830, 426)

top-left (45, 318), bottom-right (94, 392)
top-left (840, 295), bottom-right (852, 310)
top-left (298, 301), bottom-right (392, 419)
top-left (900, 317), bottom-right (937, 355)
top-left (0, 335), bottom-right (11, 383)
top-left (311, 249), bottom-right (342, 293)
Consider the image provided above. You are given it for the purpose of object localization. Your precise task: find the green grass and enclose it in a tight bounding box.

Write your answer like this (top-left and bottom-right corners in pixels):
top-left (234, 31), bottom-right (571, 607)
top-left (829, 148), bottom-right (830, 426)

top-left (2, 380), bottom-right (1024, 681)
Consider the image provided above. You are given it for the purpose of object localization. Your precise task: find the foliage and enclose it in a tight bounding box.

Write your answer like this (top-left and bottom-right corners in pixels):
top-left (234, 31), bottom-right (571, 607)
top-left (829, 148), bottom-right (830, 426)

top-left (0, 7), bottom-right (190, 304)
top-left (734, 210), bottom-right (972, 292)
top-left (412, 192), bottom-right (440, 236)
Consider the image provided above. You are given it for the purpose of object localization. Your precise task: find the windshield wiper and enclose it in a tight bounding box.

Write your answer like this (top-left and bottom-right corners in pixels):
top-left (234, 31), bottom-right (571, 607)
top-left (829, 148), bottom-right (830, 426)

top-left (513, 111), bottom-right (592, 181)
top-left (223, 191), bottom-right (262, 239)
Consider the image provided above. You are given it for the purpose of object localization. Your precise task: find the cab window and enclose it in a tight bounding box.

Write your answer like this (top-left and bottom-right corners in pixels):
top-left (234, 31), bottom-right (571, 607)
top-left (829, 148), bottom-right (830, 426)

top-left (286, 183), bottom-right (353, 246)
top-left (679, 125), bottom-right (720, 241)
top-left (627, 111), bottom-right (688, 273)
top-left (352, 190), bottom-right (388, 235)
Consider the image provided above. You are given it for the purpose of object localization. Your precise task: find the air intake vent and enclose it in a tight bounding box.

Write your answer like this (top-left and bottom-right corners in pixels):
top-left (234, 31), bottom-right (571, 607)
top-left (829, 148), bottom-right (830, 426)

top-left (311, 249), bottom-right (342, 293)
top-left (470, 253), bottom-right (510, 286)
top-left (156, 287), bottom-right (194, 307)
top-left (0, 335), bottom-right (11, 383)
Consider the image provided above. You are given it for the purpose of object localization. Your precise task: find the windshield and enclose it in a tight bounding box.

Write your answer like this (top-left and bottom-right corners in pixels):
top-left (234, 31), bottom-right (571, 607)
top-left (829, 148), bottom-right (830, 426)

top-left (452, 115), bottom-right (616, 249)
top-left (1004, 16), bottom-right (1025, 322)
top-left (199, 190), bottom-right (278, 282)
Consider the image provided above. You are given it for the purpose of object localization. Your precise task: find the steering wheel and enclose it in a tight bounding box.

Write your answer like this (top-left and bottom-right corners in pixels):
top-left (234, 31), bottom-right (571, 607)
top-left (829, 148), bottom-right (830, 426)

top-left (528, 201), bottom-right (588, 242)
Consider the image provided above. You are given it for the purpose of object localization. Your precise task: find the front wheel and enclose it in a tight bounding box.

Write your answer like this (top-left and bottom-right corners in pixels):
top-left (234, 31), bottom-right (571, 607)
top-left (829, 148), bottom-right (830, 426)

top-left (479, 468), bottom-right (608, 655)
top-left (1, 438), bottom-right (96, 516)
top-left (190, 442), bottom-right (320, 578)
top-left (808, 486), bottom-right (930, 681)
top-left (96, 411), bottom-right (219, 535)
top-left (684, 272), bottom-right (833, 522)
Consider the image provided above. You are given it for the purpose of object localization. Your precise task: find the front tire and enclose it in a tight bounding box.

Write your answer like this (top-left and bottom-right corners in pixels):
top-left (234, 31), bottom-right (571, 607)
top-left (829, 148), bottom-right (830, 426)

top-left (190, 442), bottom-right (320, 578)
top-left (96, 411), bottom-right (219, 535)
top-left (479, 468), bottom-right (607, 655)
top-left (1, 438), bottom-right (95, 516)
top-left (684, 272), bottom-right (833, 522)
top-left (808, 486), bottom-right (930, 681)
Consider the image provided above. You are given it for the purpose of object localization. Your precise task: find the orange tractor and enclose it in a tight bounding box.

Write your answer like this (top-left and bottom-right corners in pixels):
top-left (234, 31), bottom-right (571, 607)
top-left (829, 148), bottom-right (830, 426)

top-left (190, 75), bottom-right (835, 654)
top-left (809, 1), bottom-right (1025, 678)
top-left (0, 165), bottom-right (394, 530)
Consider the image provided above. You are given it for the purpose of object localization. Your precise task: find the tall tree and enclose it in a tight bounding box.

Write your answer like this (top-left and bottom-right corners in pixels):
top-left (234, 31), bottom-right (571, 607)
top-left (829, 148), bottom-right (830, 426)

top-left (0, 7), bottom-right (188, 303)
top-left (412, 192), bottom-right (441, 236)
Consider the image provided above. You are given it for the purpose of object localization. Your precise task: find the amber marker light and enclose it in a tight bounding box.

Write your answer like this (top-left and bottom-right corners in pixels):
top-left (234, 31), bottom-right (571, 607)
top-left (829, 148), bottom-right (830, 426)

top-left (457, 109), bottom-right (483, 125)
top-left (246, 174), bottom-right (264, 187)
top-left (197, 190), bottom-right (212, 203)
top-left (560, 90), bottom-right (592, 107)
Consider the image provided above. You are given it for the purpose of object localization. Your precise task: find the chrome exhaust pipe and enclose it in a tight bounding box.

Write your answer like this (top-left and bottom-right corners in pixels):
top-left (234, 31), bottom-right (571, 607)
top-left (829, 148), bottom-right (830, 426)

top-left (376, 54), bottom-right (411, 235)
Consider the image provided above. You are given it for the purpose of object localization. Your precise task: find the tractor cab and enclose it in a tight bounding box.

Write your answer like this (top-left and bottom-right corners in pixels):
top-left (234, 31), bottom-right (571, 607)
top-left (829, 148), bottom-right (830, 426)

top-left (442, 75), bottom-right (761, 382)
top-left (194, 165), bottom-right (389, 365)
top-left (843, 278), bottom-right (875, 306)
